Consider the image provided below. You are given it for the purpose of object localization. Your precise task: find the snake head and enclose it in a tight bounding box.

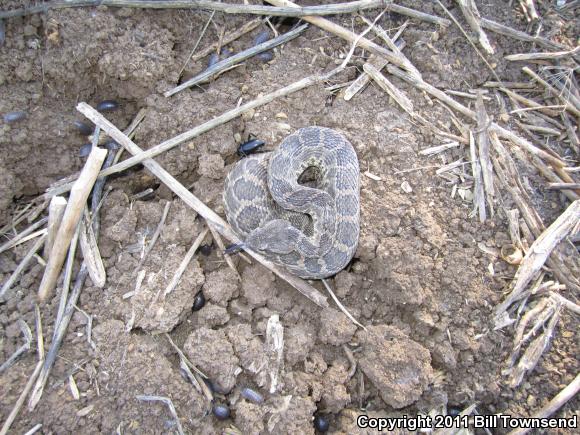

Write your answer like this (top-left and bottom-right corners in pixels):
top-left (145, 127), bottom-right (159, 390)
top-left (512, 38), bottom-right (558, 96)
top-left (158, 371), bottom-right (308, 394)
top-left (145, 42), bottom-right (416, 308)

top-left (245, 220), bottom-right (297, 255)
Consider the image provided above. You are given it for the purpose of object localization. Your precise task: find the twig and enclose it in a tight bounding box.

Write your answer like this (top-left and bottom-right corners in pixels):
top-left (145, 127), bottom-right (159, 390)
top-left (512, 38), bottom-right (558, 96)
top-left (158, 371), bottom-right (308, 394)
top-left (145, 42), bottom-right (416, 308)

top-left (0, 217), bottom-right (48, 255)
top-left (500, 87), bottom-right (562, 117)
top-left (136, 395), bottom-right (184, 435)
top-left (343, 344), bottom-right (357, 378)
top-left (456, 0), bottom-right (494, 54)
top-left (523, 67), bottom-right (580, 117)
top-left (505, 46), bottom-right (580, 61)
top-left (548, 183), bottom-right (580, 190)
top-left (322, 279), bottom-right (366, 330)
top-left (480, 18), bottom-right (569, 51)
top-left (207, 224), bottom-right (243, 279)
top-left (508, 373), bottom-right (580, 435)
top-left (79, 209), bottom-right (106, 288)
top-left (178, 10), bottom-right (215, 77)
top-left (54, 223), bottom-right (80, 338)
top-left (34, 304), bottom-right (44, 361)
top-left (494, 200), bottom-right (580, 320)
top-left (0, 320), bottom-right (32, 374)
top-left (0, 235), bottom-right (46, 300)
top-left (162, 227), bottom-right (209, 298)
top-left (265, 314), bottom-right (284, 394)
top-left (519, 0), bottom-right (539, 22)
top-left (550, 292), bottom-right (580, 315)
top-left (22, 424), bottom-right (43, 435)
top-left (77, 102), bottom-right (329, 308)
top-left (364, 63), bottom-right (414, 115)
top-left (0, 0), bottom-right (394, 19)
top-left (437, 1), bottom-right (499, 81)
top-left (37, 146), bottom-right (107, 302)
top-left (134, 201), bottom-right (171, 273)
top-left (476, 92), bottom-right (494, 216)
top-left (386, 3), bottom-right (450, 26)
top-left (469, 131), bottom-right (486, 222)
top-left (44, 196), bottom-right (67, 259)
top-left (265, 0), bottom-right (415, 75)
top-left (0, 361), bottom-right (43, 435)
top-left (165, 24), bottom-right (309, 96)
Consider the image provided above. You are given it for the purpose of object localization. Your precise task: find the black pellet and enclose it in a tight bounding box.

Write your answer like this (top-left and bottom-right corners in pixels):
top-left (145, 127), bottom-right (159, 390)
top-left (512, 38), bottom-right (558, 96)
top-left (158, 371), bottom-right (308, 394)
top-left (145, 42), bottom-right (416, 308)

top-left (74, 120), bottom-right (93, 136)
top-left (192, 291), bottom-right (205, 311)
top-left (79, 143), bottom-right (92, 157)
top-left (198, 244), bottom-right (212, 256)
top-left (237, 139), bottom-right (265, 157)
top-left (257, 51), bottom-right (273, 62)
top-left (96, 100), bottom-right (119, 112)
top-left (212, 404), bottom-right (230, 420)
top-left (241, 387), bottom-right (264, 404)
top-left (3, 111), bottom-right (26, 123)
top-left (314, 415), bottom-right (329, 432)
top-left (254, 30), bottom-right (270, 46)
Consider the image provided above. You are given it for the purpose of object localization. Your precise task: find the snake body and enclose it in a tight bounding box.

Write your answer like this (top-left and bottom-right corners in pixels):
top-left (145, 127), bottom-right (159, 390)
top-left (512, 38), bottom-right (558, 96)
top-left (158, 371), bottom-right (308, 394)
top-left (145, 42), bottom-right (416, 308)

top-left (223, 126), bottom-right (360, 279)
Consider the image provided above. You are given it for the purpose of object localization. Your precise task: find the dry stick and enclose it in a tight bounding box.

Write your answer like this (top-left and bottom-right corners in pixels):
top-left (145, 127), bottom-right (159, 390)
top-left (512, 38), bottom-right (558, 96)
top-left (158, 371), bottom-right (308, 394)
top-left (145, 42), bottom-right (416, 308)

top-left (343, 23), bottom-right (407, 101)
top-left (0, 321), bottom-right (32, 374)
top-left (480, 18), bottom-right (569, 51)
top-left (135, 201), bottom-right (171, 274)
top-left (322, 279), bottom-right (366, 330)
top-left (364, 63), bottom-right (414, 114)
top-left (166, 23), bottom-right (308, 96)
top-left (77, 103), bottom-right (329, 308)
top-left (494, 200), bottom-right (580, 318)
top-left (53, 224), bottom-right (80, 338)
top-left (162, 227), bottom-right (209, 298)
top-left (548, 183), bottom-right (580, 190)
top-left (0, 216), bottom-right (48, 255)
top-left (79, 211), bottom-right (106, 287)
top-left (0, 361), bottom-right (44, 435)
top-left (500, 87), bottom-right (561, 117)
top-left (189, 18), bottom-right (261, 65)
top-left (360, 16), bottom-right (420, 80)
top-left (561, 112), bottom-right (579, 155)
top-left (469, 131), bottom-right (486, 222)
top-left (0, 235), bottom-right (47, 300)
top-left (530, 156), bottom-right (580, 202)
top-left (508, 373), bottom-right (580, 435)
top-left (207, 224), bottom-right (242, 280)
top-left (0, 0), bottom-right (393, 19)
top-left (136, 395), bottom-right (185, 435)
top-left (44, 196), bottom-right (67, 259)
top-left (47, 68), bottom-right (344, 197)
top-left (456, 0), bottom-right (494, 54)
top-left (436, 0), bottom-right (500, 82)
top-left (523, 67), bottom-right (580, 117)
top-left (22, 424), bottom-right (43, 435)
top-left (178, 10), bottom-right (215, 77)
top-left (476, 92), bottom-right (494, 216)
top-left (386, 3), bottom-right (450, 26)
top-left (386, 64), bottom-right (568, 169)
top-left (264, 0), bottom-right (414, 75)
top-left (37, 146), bottom-right (107, 302)
top-left (505, 46), bottom-right (580, 61)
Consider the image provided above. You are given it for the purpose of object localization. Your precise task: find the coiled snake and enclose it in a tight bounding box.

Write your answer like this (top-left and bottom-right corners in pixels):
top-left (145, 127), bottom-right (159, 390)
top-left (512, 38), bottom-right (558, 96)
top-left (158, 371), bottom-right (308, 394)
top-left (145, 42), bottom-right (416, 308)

top-left (223, 126), bottom-right (360, 279)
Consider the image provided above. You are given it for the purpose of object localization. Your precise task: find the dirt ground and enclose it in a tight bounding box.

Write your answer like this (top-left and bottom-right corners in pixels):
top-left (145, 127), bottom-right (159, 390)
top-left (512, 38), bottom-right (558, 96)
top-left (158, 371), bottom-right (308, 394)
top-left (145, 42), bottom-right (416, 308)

top-left (0, 0), bottom-right (578, 434)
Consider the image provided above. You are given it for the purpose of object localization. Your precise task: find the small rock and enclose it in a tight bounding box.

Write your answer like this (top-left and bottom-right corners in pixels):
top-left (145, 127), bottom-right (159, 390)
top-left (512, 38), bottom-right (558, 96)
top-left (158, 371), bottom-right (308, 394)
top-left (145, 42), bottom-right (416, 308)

top-left (241, 108), bottom-right (255, 121)
top-left (401, 181), bottom-right (413, 193)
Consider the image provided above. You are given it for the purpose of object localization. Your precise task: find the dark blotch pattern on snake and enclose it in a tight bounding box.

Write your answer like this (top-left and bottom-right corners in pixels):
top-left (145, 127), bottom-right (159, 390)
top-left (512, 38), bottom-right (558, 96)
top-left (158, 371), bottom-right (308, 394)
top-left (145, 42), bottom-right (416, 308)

top-left (223, 126), bottom-right (360, 279)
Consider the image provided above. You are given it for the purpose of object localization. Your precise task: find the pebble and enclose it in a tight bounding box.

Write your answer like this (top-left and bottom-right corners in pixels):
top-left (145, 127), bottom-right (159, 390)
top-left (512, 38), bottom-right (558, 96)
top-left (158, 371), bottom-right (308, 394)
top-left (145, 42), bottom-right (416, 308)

top-left (241, 108), bottom-right (255, 121)
top-left (74, 120), bottom-right (93, 136)
top-left (314, 415), bottom-right (329, 432)
top-left (241, 387), bottom-right (264, 404)
top-left (3, 111), bottom-right (26, 123)
top-left (212, 404), bottom-right (230, 420)
top-left (96, 100), bottom-right (119, 112)
top-left (192, 291), bottom-right (205, 311)
top-left (401, 180), bottom-right (413, 193)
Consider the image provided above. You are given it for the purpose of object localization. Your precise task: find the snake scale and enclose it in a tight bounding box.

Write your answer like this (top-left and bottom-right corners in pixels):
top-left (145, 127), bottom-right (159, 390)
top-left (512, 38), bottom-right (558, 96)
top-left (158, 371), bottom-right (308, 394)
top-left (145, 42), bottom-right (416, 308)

top-left (223, 126), bottom-right (360, 279)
